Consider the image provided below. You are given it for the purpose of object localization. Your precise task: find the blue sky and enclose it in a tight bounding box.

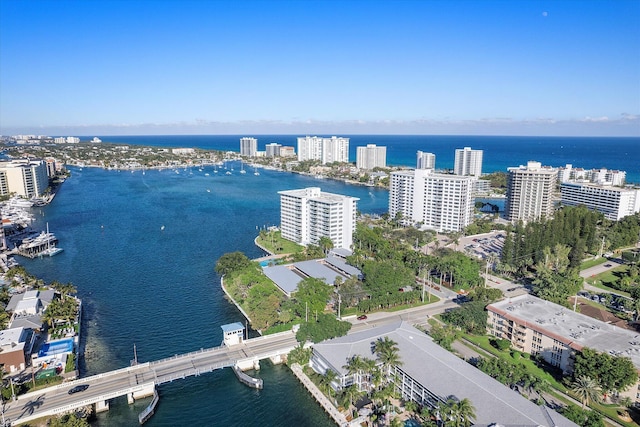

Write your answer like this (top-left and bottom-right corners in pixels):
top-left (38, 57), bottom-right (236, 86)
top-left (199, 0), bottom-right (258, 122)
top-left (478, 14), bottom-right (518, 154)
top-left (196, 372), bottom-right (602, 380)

top-left (1, 0), bottom-right (638, 136)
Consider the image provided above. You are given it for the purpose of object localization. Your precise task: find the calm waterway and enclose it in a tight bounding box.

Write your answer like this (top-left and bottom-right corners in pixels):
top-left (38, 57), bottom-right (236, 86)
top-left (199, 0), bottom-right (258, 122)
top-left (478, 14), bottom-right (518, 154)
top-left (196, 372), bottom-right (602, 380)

top-left (23, 164), bottom-right (389, 426)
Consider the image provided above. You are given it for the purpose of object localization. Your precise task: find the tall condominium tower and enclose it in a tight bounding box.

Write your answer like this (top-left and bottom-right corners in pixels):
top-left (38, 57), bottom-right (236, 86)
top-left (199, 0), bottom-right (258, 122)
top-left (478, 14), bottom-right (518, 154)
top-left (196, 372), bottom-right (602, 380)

top-left (239, 137), bottom-right (258, 157)
top-left (265, 143), bottom-right (282, 157)
top-left (454, 147), bottom-right (483, 176)
top-left (297, 136), bottom-right (349, 164)
top-left (416, 151), bottom-right (436, 169)
top-left (0, 159), bottom-right (49, 198)
top-left (505, 161), bottom-right (557, 222)
top-left (356, 144), bottom-right (387, 170)
top-left (278, 187), bottom-right (359, 250)
top-left (389, 169), bottom-right (476, 232)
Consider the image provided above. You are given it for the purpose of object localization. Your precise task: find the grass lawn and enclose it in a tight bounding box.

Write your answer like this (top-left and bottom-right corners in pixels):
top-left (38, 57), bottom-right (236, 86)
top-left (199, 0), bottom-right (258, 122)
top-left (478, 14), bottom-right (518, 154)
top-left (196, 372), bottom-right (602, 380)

top-left (580, 257), bottom-right (608, 270)
top-left (461, 334), bottom-right (637, 427)
top-left (256, 231), bottom-right (304, 255)
top-left (461, 334), bottom-right (566, 391)
top-left (385, 295), bottom-right (441, 312)
top-left (584, 270), bottom-right (631, 298)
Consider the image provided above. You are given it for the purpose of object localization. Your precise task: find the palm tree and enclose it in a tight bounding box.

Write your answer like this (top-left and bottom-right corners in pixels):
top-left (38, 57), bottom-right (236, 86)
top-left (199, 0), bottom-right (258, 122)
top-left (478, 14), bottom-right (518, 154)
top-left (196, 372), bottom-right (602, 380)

top-left (455, 398), bottom-right (476, 427)
top-left (319, 369), bottom-right (339, 401)
top-left (373, 337), bottom-right (402, 376)
top-left (571, 375), bottom-right (601, 409)
top-left (318, 236), bottom-right (334, 256)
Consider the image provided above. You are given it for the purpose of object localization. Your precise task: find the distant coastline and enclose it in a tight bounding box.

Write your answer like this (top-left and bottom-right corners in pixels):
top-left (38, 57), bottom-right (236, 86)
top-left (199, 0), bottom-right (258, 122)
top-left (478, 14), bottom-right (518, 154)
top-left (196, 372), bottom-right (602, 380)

top-left (81, 134), bottom-right (640, 183)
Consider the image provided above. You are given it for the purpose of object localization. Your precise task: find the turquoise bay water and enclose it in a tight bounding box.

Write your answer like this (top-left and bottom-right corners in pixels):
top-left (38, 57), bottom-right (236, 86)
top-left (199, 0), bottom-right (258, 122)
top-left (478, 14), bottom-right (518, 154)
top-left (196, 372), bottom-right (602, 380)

top-left (23, 165), bottom-right (389, 426)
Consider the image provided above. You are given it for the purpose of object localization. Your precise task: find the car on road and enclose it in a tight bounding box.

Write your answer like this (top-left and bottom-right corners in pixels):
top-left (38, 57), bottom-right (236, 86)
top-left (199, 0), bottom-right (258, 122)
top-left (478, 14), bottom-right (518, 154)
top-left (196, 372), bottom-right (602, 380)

top-left (357, 315), bottom-right (368, 320)
top-left (507, 287), bottom-right (518, 292)
top-left (604, 264), bottom-right (612, 267)
top-left (68, 384), bottom-right (89, 394)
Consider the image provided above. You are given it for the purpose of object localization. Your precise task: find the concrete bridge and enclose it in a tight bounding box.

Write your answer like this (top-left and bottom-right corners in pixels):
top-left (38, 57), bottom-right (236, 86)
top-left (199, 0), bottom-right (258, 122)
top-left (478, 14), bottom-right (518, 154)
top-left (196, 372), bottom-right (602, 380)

top-left (1, 327), bottom-right (298, 426)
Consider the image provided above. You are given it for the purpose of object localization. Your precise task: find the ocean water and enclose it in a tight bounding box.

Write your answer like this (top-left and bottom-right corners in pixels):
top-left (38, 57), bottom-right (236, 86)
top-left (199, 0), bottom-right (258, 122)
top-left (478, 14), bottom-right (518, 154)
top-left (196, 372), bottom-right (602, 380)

top-left (94, 135), bottom-right (640, 183)
top-left (23, 164), bottom-right (388, 426)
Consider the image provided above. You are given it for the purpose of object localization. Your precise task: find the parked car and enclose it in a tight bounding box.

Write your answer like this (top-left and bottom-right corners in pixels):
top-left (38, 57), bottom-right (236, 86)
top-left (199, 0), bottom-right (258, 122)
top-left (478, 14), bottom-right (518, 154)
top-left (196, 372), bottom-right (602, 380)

top-left (357, 315), bottom-right (368, 320)
top-left (68, 384), bottom-right (89, 394)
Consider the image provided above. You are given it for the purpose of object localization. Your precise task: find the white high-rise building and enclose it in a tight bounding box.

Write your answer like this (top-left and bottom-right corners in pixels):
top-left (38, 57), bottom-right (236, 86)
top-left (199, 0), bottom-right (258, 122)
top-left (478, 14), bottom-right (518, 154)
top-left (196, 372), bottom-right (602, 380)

top-left (389, 169), bottom-right (476, 232)
top-left (265, 143), bottom-right (282, 157)
top-left (416, 151), bottom-right (435, 169)
top-left (505, 161), bottom-right (557, 222)
top-left (560, 182), bottom-right (640, 221)
top-left (278, 187), bottom-right (358, 250)
top-left (0, 159), bottom-right (49, 198)
top-left (356, 144), bottom-right (386, 170)
top-left (297, 136), bottom-right (349, 164)
top-left (454, 147), bottom-right (483, 176)
top-left (558, 164), bottom-right (626, 186)
top-left (240, 137), bottom-right (258, 157)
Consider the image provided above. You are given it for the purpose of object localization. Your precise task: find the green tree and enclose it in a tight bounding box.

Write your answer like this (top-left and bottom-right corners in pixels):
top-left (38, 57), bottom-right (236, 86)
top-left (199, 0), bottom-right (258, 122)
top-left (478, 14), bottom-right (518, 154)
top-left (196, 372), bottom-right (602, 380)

top-left (318, 236), bottom-right (334, 256)
top-left (428, 323), bottom-right (459, 351)
top-left (373, 337), bottom-right (402, 376)
top-left (215, 251), bottom-right (252, 276)
top-left (573, 347), bottom-right (638, 395)
top-left (441, 301), bottom-right (487, 335)
top-left (293, 277), bottom-right (332, 317)
top-left (571, 376), bottom-right (601, 409)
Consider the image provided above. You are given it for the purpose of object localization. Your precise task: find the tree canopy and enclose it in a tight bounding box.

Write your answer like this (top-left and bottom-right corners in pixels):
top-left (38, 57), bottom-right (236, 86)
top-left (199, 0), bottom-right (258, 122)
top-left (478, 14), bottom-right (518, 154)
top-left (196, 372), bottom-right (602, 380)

top-left (573, 347), bottom-right (638, 393)
top-left (215, 251), bottom-right (252, 276)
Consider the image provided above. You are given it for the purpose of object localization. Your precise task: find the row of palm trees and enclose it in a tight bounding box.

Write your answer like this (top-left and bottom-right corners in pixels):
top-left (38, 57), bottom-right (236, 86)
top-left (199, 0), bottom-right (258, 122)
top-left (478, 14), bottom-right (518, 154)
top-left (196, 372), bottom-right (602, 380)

top-left (316, 336), bottom-right (476, 427)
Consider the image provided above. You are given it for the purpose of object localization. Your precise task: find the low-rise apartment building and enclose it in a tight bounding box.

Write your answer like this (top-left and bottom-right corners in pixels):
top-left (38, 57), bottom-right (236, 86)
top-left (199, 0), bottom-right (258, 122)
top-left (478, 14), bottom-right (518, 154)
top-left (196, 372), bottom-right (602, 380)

top-left (487, 294), bottom-right (640, 403)
top-left (560, 182), bottom-right (640, 221)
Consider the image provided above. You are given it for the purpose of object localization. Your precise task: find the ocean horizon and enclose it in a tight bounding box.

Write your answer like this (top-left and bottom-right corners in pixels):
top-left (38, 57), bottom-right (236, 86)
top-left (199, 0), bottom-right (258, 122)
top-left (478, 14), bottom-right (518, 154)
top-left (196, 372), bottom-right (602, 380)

top-left (79, 134), bottom-right (640, 183)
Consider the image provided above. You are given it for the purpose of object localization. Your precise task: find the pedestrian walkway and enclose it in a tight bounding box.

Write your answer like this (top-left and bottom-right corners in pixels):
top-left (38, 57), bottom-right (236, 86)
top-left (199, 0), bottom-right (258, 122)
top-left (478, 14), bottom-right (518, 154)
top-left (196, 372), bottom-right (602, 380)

top-left (290, 363), bottom-right (351, 427)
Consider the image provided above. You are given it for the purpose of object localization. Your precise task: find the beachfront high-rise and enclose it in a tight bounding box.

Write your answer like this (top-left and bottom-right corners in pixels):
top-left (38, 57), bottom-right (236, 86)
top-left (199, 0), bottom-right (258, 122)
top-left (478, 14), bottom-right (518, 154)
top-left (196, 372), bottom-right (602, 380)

top-left (265, 143), bottom-right (282, 158)
top-left (560, 182), bottom-right (640, 221)
top-left (416, 151), bottom-right (435, 169)
top-left (239, 137), bottom-right (258, 157)
top-left (356, 144), bottom-right (386, 170)
top-left (0, 159), bottom-right (49, 198)
top-left (278, 187), bottom-right (358, 250)
top-left (297, 136), bottom-right (349, 164)
top-left (505, 161), bottom-right (557, 222)
top-left (389, 169), bottom-right (476, 232)
top-left (454, 147), bottom-right (483, 176)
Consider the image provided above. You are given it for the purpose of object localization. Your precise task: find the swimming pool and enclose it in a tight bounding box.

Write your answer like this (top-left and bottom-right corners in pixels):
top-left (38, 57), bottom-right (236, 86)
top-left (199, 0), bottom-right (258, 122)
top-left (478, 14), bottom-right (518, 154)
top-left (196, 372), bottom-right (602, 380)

top-left (38, 337), bottom-right (74, 357)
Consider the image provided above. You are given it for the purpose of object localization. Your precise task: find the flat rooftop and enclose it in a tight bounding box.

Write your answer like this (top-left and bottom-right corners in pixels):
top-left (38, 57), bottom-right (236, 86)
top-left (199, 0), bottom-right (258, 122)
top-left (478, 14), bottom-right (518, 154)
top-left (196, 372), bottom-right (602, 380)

top-left (262, 257), bottom-right (362, 296)
top-left (489, 294), bottom-right (640, 369)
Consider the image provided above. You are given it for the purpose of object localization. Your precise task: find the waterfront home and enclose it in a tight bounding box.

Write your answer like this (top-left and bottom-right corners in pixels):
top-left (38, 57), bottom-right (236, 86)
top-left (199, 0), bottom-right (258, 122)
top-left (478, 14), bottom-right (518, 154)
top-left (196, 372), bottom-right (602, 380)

top-left (0, 327), bottom-right (37, 372)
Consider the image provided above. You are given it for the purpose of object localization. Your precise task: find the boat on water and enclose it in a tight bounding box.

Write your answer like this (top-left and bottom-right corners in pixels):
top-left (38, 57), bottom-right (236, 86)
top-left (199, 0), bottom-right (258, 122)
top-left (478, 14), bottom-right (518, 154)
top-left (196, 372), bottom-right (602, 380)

top-left (39, 246), bottom-right (63, 257)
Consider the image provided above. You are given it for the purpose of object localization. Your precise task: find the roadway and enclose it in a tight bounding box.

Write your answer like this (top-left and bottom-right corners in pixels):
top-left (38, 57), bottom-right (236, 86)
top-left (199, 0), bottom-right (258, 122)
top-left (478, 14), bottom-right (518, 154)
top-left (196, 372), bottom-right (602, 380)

top-left (2, 331), bottom-right (299, 426)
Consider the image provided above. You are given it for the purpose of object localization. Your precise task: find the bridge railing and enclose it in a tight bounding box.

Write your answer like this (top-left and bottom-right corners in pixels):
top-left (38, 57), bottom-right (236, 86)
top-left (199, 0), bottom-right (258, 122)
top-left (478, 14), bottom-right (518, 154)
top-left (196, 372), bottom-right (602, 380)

top-left (149, 344), bottom-right (226, 366)
top-left (15, 362), bottom-right (152, 402)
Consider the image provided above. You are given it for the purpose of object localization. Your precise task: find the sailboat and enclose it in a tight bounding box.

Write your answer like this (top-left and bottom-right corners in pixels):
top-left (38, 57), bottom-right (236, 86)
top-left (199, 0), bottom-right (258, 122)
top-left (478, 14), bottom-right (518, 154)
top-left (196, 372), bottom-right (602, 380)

top-left (40, 223), bottom-right (63, 257)
top-left (253, 166), bottom-right (260, 176)
top-left (240, 162), bottom-right (247, 174)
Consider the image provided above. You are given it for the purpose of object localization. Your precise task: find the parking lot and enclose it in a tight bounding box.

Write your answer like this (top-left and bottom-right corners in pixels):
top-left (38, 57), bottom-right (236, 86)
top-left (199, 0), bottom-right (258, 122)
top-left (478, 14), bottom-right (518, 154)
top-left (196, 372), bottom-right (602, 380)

top-left (457, 231), bottom-right (505, 260)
